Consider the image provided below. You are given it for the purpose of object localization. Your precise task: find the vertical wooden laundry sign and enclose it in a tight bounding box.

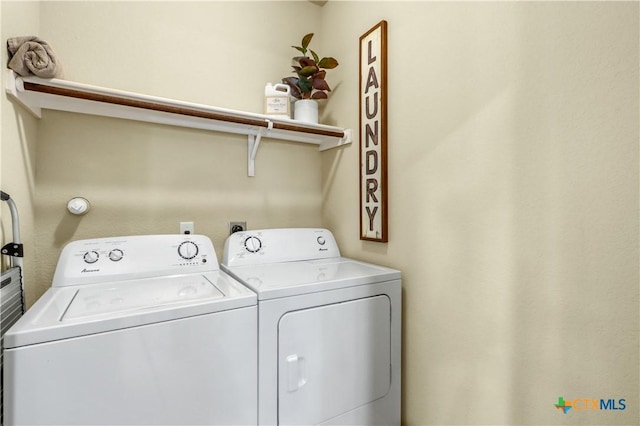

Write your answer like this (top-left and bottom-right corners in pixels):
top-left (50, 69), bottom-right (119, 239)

top-left (359, 20), bottom-right (388, 242)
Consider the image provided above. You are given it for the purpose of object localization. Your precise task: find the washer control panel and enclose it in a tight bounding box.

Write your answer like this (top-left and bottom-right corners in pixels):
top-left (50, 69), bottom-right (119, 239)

top-left (53, 234), bottom-right (218, 287)
top-left (222, 228), bottom-right (340, 267)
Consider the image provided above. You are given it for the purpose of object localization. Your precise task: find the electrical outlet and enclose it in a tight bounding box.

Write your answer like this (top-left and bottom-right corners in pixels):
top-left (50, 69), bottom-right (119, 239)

top-left (180, 221), bottom-right (194, 235)
top-left (229, 221), bottom-right (246, 235)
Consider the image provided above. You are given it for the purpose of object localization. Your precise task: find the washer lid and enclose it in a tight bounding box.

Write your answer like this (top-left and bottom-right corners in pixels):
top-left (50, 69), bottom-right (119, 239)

top-left (62, 274), bottom-right (224, 321)
top-left (222, 257), bottom-right (401, 300)
top-left (3, 271), bottom-right (256, 348)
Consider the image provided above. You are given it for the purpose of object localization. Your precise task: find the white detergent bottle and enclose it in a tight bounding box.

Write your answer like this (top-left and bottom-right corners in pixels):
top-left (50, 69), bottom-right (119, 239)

top-left (264, 83), bottom-right (291, 118)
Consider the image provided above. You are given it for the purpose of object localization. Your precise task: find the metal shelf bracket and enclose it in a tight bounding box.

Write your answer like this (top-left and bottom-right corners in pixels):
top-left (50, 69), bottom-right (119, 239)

top-left (248, 119), bottom-right (273, 177)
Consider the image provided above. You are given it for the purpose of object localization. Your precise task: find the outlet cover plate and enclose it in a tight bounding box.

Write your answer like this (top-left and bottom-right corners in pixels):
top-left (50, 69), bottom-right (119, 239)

top-left (180, 221), bottom-right (194, 234)
top-left (229, 221), bottom-right (246, 235)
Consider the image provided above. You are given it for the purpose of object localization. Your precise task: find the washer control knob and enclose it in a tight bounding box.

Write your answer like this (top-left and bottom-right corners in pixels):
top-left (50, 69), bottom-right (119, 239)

top-left (83, 250), bottom-right (99, 264)
top-left (317, 236), bottom-right (326, 245)
top-left (178, 241), bottom-right (199, 259)
top-left (244, 236), bottom-right (262, 253)
top-left (108, 249), bottom-right (124, 262)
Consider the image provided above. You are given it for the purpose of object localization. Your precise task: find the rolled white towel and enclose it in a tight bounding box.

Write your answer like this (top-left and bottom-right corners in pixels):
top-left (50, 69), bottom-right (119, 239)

top-left (7, 36), bottom-right (63, 78)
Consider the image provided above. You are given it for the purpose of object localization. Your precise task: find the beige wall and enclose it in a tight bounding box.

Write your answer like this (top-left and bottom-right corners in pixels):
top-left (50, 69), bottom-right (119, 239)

top-left (1, 0), bottom-right (40, 303)
top-left (1, 1), bottom-right (638, 425)
top-left (321, 1), bottom-right (639, 425)
top-left (26, 1), bottom-right (323, 305)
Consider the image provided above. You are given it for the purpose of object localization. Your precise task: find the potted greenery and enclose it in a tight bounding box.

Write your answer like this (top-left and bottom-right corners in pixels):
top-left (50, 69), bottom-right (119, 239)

top-left (282, 33), bottom-right (339, 123)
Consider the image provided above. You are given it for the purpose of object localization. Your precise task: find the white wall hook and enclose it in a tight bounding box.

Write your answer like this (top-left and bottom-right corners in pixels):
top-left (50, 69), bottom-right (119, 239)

top-left (67, 197), bottom-right (90, 215)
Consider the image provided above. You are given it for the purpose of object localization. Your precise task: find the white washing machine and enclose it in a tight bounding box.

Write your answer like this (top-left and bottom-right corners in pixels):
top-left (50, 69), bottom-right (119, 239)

top-left (3, 234), bottom-right (257, 425)
top-left (222, 228), bottom-right (401, 426)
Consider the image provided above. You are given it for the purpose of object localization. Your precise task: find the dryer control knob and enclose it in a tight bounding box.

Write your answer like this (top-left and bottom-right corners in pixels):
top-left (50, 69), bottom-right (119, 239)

top-left (83, 250), bottom-right (99, 264)
top-left (178, 241), bottom-right (199, 259)
top-left (244, 236), bottom-right (262, 253)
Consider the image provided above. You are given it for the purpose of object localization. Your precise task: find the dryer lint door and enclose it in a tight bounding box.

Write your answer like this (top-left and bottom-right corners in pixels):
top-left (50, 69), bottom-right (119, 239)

top-left (278, 295), bottom-right (391, 425)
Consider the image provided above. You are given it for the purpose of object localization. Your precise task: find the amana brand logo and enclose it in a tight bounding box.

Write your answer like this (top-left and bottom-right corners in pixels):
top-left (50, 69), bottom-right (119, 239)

top-left (81, 268), bottom-right (100, 273)
top-left (554, 396), bottom-right (626, 414)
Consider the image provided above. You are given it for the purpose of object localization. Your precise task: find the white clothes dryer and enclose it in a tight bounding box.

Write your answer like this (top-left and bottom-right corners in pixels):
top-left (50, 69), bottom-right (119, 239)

top-left (222, 228), bottom-right (401, 426)
top-left (3, 234), bottom-right (257, 425)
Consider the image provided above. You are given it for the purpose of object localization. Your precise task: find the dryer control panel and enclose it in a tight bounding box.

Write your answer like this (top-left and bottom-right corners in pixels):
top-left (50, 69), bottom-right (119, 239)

top-left (53, 234), bottom-right (218, 287)
top-left (222, 228), bottom-right (340, 267)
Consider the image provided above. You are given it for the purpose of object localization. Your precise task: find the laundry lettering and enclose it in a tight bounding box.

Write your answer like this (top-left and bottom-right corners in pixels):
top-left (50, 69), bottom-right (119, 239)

top-left (368, 38), bottom-right (377, 65)
top-left (363, 38), bottom-right (381, 234)
top-left (366, 178), bottom-right (378, 203)
top-left (366, 206), bottom-right (378, 232)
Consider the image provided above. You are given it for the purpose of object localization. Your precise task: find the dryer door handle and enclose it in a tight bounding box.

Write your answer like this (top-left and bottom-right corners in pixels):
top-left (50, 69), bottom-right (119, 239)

top-left (286, 354), bottom-right (307, 392)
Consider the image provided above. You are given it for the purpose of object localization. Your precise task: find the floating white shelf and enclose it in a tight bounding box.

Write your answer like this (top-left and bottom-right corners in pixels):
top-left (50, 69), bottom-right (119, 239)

top-left (5, 70), bottom-right (352, 176)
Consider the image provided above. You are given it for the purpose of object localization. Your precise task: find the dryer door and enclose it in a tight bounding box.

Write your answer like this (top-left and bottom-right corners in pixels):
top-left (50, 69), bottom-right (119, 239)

top-left (278, 295), bottom-right (391, 425)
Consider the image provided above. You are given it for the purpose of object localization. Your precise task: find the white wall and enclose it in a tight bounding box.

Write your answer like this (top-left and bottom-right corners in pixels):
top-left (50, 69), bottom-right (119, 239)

top-left (321, 1), bottom-right (638, 425)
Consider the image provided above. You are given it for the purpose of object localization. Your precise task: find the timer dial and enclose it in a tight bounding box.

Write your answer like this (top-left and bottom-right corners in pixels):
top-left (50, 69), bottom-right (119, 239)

top-left (83, 250), bottom-right (99, 264)
top-left (178, 241), bottom-right (199, 259)
top-left (244, 236), bottom-right (262, 253)
top-left (108, 249), bottom-right (124, 262)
